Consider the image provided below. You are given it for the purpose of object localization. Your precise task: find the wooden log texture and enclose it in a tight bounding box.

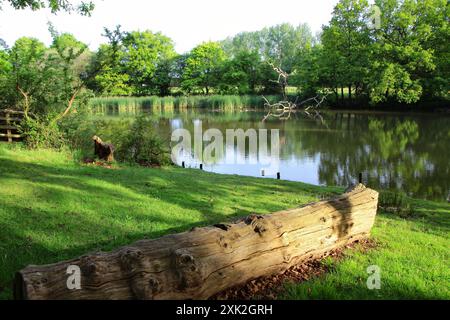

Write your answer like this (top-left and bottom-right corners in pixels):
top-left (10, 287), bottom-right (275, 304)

top-left (15, 184), bottom-right (378, 300)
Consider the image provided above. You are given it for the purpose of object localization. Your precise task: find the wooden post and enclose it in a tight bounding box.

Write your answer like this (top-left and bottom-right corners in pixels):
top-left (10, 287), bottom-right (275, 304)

top-left (6, 111), bottom-right (12, 143)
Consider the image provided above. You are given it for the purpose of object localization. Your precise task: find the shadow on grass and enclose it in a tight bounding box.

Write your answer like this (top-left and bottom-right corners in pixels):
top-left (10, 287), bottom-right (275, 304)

top-left (0, 156), bottom-right (330, 299)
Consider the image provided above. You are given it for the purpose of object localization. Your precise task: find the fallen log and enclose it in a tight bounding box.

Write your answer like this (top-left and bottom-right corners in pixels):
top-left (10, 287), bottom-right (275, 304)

top-left (14, 184), bottom-right (379, 300)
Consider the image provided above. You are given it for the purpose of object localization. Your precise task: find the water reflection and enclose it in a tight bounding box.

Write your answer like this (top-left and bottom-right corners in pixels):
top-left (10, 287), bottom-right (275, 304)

top-left (99, 107), bottom-right (450, 201)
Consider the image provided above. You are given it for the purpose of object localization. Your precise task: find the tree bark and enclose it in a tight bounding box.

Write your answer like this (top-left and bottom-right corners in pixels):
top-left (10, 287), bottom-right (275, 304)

top-left (15, 184), bottom-right (379, 300)
top-left (93, 135), bottom-right (115, 162)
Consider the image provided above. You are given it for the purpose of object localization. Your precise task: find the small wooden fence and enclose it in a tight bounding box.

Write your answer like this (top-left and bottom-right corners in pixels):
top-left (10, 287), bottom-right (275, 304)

top-left (0, 109), bottom-right (24, 143)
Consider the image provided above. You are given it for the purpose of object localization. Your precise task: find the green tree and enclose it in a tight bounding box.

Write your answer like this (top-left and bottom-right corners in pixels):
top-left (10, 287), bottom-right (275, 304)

top-left (8, 37), bottom-right (50, 114)
top-left (122, 30), bottom-right (176, 96)
top-left (182, 42), bottom-right (226, 94)
top-left (292, 43), bottom-right (324, 96)
top-left (90, 28), bottom-right (176, 96)
top-left (262, 23), bottom-right (314, 73)
top-left (169, 53), bottom-right (188, 91)
top-left (0, 45), bottom-right (12, 107)
top-left (89, 26), bottom-right (132, 96)
top-left (222, 31), bottom-right (262, 57)
top-left (369, 0), bottom-right (448, 103)
top-left (93, 64), bottom-right (131, 96)
top-left (48, 28), bottom-right (92, 119)
top-left (1, 30), bottom-right (91, 118)
top-left (0, 0), bottom-right (94, 15)
top-left (320, 0), bottom-right (373, 103)
top-left (419, 0), bottom-right (450, 99)
top-left (220, 50), bottom-right (261, 94)
top-left (368, 0), bottom-right (429, 103)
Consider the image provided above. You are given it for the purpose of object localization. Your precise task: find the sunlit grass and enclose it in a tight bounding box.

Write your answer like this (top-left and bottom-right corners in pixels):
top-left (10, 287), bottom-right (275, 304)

top-left (0, 144), bottom-right (332, 299)
top-left (0, 144), bottom-right (448, 300)
top-left (282, 198), bottom-right (450, 300)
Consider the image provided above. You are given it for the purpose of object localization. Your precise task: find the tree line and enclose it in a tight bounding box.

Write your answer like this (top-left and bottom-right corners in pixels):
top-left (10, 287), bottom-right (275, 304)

top-left (0, 0), bottom-right (448, 117)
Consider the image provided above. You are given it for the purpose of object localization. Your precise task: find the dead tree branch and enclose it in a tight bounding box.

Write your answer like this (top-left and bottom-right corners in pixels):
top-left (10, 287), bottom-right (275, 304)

top-left (16, 85), bottom-right (31, 120)
top-left (262, 62), bottom-right (329, 123)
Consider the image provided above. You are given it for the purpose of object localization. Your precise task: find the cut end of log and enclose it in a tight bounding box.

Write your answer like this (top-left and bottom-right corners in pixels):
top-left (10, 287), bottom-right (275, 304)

top-left (15, 184), bottom-right (379, 300)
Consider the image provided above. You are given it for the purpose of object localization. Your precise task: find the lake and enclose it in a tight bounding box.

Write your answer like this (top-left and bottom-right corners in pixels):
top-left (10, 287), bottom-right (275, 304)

top-left (102, 106), bottom-right (450, 202)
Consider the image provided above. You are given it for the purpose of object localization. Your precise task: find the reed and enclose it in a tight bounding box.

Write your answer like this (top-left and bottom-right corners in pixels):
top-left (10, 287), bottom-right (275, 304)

top-left (89, 95), bottom-right (284, 112)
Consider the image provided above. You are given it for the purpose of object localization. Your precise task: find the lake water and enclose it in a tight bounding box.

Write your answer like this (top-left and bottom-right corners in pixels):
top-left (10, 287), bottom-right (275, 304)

top-left (104, 107), bottom-right (450, 202)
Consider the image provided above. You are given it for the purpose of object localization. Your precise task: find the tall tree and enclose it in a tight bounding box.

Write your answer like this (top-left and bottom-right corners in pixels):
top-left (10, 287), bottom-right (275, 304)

top-left (8, 37), bottom-right (51, 114)
top-left (222, 23), bottom-right (314, 74)
top-left (320, 0), bottom-right (373, 103)
top-left (0, 45), bottom-right (12, 108)
top-left (90, 25), bottom-right (132, 96)
top-left (220, 50), bottom-right (262, 94)
top-left (262, 23), bottom-right (314, 73)
top-left (181, 42), bottom-right (226, 94)
top-left (48, 27), bottom-right (91, 119)
top-left (121, 30), bottom-right (176, 96)
top-left (368, 0), bottom-right (440, 103)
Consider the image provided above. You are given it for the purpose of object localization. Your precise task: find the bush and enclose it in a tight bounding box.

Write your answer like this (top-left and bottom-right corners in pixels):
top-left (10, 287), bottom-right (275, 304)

top-left (60, 113), bottom-right (131, 157)
top-left (119, 116), bottom-right (170, 166)
top-left (62, 114), bottom-right (170, 166)
top-left (19, 116), bottom-right (66, 149)
top-left (378, 191), bottom-right (413, 217)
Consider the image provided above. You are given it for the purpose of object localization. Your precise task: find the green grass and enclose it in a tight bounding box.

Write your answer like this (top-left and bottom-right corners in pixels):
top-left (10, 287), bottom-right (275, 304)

top-left (282, 200), bottom-right (450, 300)
top-left (0, 144), bottom-right (449, 300)
top-left (0, 144), bottom-right (335, 300)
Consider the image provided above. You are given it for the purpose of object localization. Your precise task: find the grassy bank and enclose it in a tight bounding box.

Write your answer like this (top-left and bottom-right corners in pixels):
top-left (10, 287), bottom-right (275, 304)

top-left (0, 145), bottom-right (449, 300)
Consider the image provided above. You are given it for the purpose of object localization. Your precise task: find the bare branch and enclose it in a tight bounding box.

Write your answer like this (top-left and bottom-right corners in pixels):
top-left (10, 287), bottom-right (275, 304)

top-left (262, 62), bottom-right (330, 123)
top-left (52, 85), bottom-right (82, 124)
top-left (16, 85), bottom-right (31, 120)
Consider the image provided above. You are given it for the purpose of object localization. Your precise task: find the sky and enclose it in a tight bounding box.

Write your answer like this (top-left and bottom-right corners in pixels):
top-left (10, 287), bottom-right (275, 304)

top-left (0, 0), bottom-right (340, 53)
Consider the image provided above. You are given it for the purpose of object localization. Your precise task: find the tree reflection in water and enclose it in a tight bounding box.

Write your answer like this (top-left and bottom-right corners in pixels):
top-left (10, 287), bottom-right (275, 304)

top-left (99, 106), bottom-right (450, 201)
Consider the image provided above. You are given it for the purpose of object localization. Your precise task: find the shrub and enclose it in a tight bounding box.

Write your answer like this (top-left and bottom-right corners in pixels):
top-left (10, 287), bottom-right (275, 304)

top-left (61, 114), bottom-right (170, 166)
top-left (378, 191), bottom-right (413, 217)
top-left (119, 116), bottom-right (170, 166)
top-left (19, 116), bottom-right (66, 149)
top-left (60, 113), bottom-right (131, 157)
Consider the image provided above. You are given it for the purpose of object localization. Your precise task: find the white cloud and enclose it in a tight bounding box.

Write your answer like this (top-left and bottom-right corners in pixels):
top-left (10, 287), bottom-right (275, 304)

top-left (0, 0), bottom-right (339, 53)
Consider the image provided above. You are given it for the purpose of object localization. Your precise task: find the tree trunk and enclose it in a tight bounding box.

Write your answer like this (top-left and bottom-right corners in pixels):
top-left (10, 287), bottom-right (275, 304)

top-left (93, 136), bottom-right (115, 162)
top-left (15, 184), bottom-right (379, 300)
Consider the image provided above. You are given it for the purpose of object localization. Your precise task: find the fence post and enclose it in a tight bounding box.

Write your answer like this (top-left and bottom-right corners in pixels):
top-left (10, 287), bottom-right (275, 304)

top-left (6, 111), bottom-right (12, 143)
